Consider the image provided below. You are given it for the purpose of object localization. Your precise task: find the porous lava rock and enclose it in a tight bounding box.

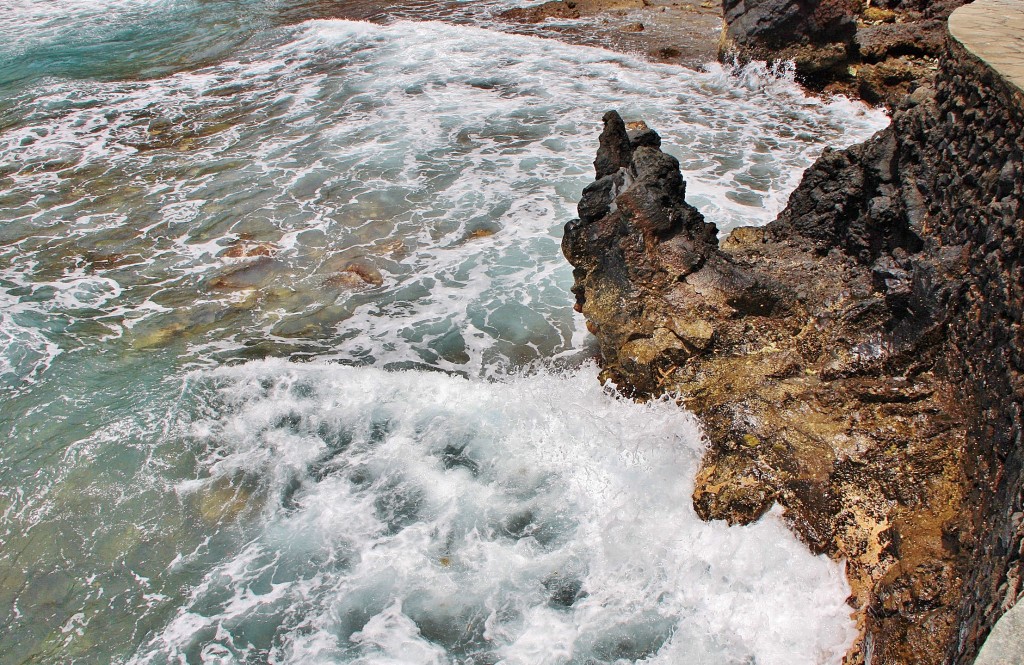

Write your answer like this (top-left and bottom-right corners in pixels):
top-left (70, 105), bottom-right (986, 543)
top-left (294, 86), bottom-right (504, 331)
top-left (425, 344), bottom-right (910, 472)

top-left (565, 109), bottom-right (971, 663)
top-left (719, 0), bottom-right (968, 103)
top-left (563, 26), bottom-right (1024, 657)
top-left (722, 0), bottom-right (860, 77)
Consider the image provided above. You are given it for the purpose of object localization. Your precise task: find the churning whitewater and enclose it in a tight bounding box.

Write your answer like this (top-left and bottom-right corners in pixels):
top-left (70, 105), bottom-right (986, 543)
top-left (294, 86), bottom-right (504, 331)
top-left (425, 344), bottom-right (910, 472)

top-left (134, 362), bottom-right (857, 664)
top-left (0, 1), bottom-right (889, 663)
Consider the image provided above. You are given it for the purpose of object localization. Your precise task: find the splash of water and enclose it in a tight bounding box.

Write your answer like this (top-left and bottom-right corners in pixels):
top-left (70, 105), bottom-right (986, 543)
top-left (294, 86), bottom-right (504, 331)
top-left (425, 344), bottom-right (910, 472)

top-left (132, 361), bottom-right (857, 664)
top-left (0, 4), bottom-right (888, 663)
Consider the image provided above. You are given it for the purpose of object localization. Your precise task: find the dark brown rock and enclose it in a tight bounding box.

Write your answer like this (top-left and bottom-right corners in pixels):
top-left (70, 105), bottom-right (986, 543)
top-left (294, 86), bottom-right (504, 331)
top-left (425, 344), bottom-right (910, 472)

top-left (563, 32), bottom-right (1024, 659)
top-left (496, 0), bottom-right (723, 70)
top-left (497, 0), bottom-right (645, 23)
top-left (856, 57), bottom-right (935, 106)
top-left (719, 0), bottom-right (968, 103)
top-left (722, 0), bottom-right (858, 49)
top-left (720, 0), bottom-right (860, 82)
top-left (857, 20), bottom-right (948, 62)
top-left (593, 110), bottom-right (633, 179)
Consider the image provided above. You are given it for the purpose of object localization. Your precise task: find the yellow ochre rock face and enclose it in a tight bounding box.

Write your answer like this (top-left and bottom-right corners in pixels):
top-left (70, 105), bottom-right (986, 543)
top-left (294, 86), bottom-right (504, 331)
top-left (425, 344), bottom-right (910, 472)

top-left (563, 110), bottom-right (977, 665)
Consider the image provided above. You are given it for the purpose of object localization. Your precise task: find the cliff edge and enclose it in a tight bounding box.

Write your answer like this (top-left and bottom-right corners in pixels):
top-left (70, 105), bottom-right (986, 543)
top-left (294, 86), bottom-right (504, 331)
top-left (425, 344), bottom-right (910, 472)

top-left (563, 0), bottom-right (1024, 661)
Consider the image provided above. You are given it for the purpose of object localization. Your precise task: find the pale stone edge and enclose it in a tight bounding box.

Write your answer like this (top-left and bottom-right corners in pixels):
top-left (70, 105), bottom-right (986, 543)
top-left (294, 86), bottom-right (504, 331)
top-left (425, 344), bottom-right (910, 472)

top-left (948, 0), bottom-right (1024, 96)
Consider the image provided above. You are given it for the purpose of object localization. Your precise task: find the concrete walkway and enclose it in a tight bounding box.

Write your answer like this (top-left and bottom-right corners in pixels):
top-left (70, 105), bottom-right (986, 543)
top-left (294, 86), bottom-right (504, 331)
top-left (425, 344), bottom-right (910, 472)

top-left (976, 599), bottom-right (1024, 664)
top-left (948, 0), bottom-right (1024, 95)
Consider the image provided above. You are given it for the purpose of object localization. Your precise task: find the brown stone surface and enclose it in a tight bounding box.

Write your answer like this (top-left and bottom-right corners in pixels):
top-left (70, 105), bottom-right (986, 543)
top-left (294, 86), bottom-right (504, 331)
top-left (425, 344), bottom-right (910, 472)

top-left (719, 0), bottom-right (968, 102)
top-left (266, 0), bottom-right (724, 70)
top-left (564, 110), bottom-right (974, 664)
top-left (563, 3), bottom-right (1024, 655)
top-left (497, 0), bottom-right (724, 67)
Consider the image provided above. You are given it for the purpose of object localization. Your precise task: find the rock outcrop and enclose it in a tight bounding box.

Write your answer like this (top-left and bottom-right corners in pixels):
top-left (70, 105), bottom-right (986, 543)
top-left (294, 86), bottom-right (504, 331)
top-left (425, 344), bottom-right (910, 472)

top-left (720, 0), bottom-right (969, 104)
top-left (721, 0), bottom-right (860, 80)
top-left (497, 0), bottom-right (724, 68)
top-left (564, 6), bottom-right (1024, 660)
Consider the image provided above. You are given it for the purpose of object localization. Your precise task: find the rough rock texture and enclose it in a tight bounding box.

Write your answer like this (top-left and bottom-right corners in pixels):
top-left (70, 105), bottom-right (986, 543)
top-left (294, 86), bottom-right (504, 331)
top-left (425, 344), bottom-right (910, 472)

top-left (719, 0), bottom-right (967, 103)
top-left (931, 36), bottom-right (1024, 665)
top-left (563, 26), bottom-right (1024, 665)
top-left (498, 0), bottom-right (642, 23)
top-left (497, 0), bottom-right (724, 68)
top-left (721, 0), bottom-right (860, 78)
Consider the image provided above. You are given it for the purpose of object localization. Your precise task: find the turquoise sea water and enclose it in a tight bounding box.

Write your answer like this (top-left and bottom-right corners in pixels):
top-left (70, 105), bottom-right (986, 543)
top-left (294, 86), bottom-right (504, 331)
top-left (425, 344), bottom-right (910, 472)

top-left (0, 2), bottom-right (888, 663)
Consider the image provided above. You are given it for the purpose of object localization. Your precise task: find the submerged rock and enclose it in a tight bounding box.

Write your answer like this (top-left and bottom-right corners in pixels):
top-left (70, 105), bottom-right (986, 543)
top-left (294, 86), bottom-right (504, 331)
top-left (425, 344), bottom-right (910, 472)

top-left (323, 260), bottom-right (384, 289)
top-left (208, 256), bottom-right (286, 290)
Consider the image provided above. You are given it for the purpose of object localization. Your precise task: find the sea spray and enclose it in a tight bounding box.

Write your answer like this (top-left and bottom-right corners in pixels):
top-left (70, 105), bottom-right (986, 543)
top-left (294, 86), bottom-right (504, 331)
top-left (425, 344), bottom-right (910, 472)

top-left (0, 19), bottom-right (888, 385)
top-left (131, 360), bottom-right (857, 664)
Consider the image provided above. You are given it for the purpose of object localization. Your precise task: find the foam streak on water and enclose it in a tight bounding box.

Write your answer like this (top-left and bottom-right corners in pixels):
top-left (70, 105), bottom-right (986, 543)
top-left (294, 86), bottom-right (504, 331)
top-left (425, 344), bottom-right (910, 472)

top-left (0, 18), bottom-right (888, 384)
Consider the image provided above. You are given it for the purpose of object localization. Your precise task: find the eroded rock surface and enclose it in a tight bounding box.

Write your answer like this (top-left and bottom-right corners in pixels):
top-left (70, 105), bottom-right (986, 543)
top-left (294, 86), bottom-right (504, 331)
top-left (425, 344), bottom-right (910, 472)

top-left (720, 0), bottom-right (968, 104)
top-left (498, 0), bottom-right (724, 67)
top-left (721, 0), bottom-right (860, 79)
top-left (564, 24), bottom-right (1024, 658)
top-left (565, 108), bottom-right (971, 664)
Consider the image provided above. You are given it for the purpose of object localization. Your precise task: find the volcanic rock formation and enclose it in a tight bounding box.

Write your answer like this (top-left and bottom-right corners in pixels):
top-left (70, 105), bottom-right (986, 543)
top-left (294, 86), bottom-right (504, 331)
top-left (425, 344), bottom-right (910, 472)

top-left (720, 0), bottom-right (970, 104)
top-left (563, 16), bottom-right (1024, 658)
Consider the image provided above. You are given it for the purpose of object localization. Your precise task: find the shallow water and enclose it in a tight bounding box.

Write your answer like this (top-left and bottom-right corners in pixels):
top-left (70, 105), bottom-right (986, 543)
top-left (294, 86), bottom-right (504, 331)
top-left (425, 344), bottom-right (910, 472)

top-left (0, 1), bottom-right (888, 663)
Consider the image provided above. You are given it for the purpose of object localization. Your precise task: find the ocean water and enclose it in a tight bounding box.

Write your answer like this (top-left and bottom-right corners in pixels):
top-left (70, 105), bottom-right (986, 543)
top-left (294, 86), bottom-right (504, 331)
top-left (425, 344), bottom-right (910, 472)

top-left (0, 1), bottom-right (889, 663)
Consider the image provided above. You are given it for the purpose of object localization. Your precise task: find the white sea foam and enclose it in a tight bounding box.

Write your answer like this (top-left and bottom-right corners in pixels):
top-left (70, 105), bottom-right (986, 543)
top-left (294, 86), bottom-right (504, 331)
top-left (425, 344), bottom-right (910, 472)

top-left (1, 19), bottom-right (884, 661)
top-left (0, 18), bottom-right (888, 377)
top-left (0, 0), bottom-right (170, 60)
top-left (0, 289), bottom-right (63, 391)
top-left (131, 360), bottom-right (857, 664)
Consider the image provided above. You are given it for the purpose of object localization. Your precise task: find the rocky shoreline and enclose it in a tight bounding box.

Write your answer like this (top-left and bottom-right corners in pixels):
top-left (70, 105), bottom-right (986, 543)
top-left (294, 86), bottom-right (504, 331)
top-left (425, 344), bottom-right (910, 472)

top-left (497, 0), bottom-right (968, 107)
top-left (496, 0), bottom-right (723, 68)
top-left (563, 0), bottom-right (1024, 662)
top-left (718, 0), bottom-right (969, 105)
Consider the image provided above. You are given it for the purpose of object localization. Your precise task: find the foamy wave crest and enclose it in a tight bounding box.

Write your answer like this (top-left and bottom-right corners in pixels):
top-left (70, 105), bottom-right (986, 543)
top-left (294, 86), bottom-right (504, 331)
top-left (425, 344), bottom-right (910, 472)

top-left (131, 361), bottom-right (856, 664)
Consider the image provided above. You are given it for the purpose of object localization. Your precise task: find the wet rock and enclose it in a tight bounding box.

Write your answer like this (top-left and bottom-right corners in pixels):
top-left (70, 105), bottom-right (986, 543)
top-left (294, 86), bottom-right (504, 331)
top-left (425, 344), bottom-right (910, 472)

top-left (196, 476), bottom-right (255, 525)
top-left (856, 57), bottom-right (933, 106)
top-left (130, 322), bottom-right (188, 349)
top-left (564, 70), bottom-right (1024, 659)
top-left (462, 226), bottom-right (498, 241)
top-left (719, 0), bottom-right (968, 102)
top-left (498, 0), bottom-right (644, 23)
top-left (649, 45), bottom-right (682, 60)
top-left (593, 110), bottom-right (633, 178)
top-left (323, 260), bottom-right (384, 289)
top-left (723, 0), bottom-right (858, 48)
top-left (543, 572), bottom-right (586, 607)
top-left (80, 252), bottom-right (131, 270)
top-left (857, 20), bottom-right (947, 62)
top-left (720, 0), bottom-right (859, 81)
top-left (222, 241), bottom-right (276, 258)
top-left (498, 0), bottom-right (582, 22)
top-left (563, 110), bottom-right (718, 395)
